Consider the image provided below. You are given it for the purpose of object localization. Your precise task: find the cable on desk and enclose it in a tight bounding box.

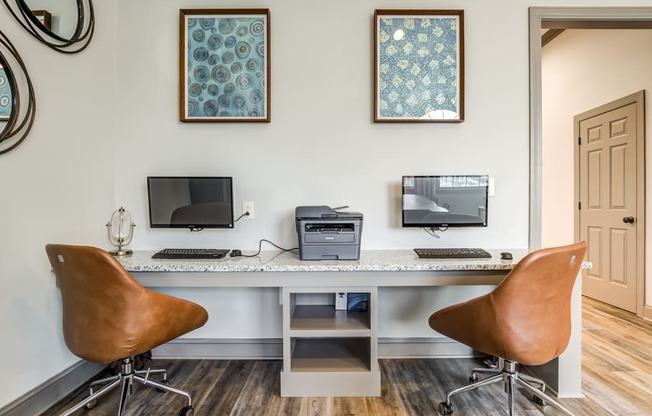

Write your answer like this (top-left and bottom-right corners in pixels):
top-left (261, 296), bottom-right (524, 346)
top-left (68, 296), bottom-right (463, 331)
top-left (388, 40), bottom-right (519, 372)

top-left (241, 239), bottom-right (299, 258)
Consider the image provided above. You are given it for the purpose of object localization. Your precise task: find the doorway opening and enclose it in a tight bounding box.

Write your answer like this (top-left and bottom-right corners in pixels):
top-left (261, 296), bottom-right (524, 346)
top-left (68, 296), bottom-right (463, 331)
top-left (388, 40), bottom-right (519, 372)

top-left (529, 7), bottom-right (652, 320)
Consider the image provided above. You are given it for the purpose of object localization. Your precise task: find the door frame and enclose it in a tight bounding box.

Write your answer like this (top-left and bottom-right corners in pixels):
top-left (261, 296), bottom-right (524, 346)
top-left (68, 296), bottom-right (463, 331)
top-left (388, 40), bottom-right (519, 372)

top-left (573, 91), bottom-right (645, 314)
top-left (529, 7), bottom-right (652, 319)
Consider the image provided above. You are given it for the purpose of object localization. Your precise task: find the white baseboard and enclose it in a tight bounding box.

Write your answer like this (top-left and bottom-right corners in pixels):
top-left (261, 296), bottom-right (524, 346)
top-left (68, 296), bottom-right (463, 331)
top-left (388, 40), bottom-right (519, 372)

top-left (3, 337), bottom-right (466, 416)
top-left (151, 337), bottom-right (284, 359)
top-left (151, 337), bottom-right (471, 360)
top-left (0, 361), bottom-right (104, 416)
top-left (379, 337), bottom-right (474, 358)
top-left (644, 304), bottom-right (652, 322)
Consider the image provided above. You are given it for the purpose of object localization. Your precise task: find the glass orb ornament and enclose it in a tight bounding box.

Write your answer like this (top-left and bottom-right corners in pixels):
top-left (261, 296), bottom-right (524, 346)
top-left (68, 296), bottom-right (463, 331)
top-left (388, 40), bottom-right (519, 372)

top-left (106, 207), bottom-right (135, 256)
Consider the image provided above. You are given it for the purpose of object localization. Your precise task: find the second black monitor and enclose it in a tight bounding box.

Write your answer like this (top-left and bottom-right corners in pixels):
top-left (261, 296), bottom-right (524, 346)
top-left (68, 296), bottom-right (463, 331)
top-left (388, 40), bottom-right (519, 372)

top-left (402, 175), bottom-right (489, 228)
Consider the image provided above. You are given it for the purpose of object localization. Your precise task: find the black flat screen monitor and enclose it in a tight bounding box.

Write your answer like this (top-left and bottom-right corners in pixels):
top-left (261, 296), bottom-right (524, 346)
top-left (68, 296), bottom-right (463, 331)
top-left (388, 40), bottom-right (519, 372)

top-left (147, 176), bottom-right (234, 229)
top-left (402, 175), bottom-right (488, 228)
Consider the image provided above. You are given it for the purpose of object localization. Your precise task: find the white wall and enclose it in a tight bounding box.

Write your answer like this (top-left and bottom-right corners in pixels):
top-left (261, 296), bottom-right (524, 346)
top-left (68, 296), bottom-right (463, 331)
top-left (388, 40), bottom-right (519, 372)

top-left (3, 0), bottom-right (652, 410)
top-left (541, 29), bottom-right (652, 307)
top-left (113, 0), bottom-right (531, 252)
top-left (0, 1), bottom-right (116, 409)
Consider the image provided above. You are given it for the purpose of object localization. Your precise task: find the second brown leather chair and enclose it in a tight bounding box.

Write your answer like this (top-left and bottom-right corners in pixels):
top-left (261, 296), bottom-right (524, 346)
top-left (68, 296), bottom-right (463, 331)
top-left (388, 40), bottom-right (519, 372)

top-left (429, 241), bottom-right (587, 416)
top-left (45, 244), bottom-right (209, 416)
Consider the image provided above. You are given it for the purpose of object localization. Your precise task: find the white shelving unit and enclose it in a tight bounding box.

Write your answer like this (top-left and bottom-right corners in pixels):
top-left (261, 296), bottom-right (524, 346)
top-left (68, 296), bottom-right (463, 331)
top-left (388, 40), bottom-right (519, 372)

top-left (280, 286), bottom-right (380, 397)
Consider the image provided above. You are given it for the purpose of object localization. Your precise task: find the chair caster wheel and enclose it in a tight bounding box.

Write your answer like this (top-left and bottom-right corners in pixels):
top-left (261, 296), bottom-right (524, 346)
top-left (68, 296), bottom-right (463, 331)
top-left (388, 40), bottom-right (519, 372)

top-left (469, 374), bottom-right (478, 383)
top-left (438, 402), bottom-right (453, 415)
top-left (179, 405), bottom-right (194, 416)
top-left (86, 400), bottom-right (97, 409)
top-left (533, 395), bottom-right (546, 406)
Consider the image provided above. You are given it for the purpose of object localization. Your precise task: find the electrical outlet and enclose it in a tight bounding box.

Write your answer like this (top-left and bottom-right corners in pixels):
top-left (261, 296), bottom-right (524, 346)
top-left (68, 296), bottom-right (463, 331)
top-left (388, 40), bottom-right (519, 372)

top-left (243, 201), bottom-right (255, 219)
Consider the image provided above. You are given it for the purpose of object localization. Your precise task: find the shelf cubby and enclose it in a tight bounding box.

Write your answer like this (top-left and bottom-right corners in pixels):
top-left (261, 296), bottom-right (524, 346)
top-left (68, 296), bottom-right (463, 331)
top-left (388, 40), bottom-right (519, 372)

top-left (290, 337), bottom-right (371, 372)
top-left (280, 287), bottom-right (379, 397)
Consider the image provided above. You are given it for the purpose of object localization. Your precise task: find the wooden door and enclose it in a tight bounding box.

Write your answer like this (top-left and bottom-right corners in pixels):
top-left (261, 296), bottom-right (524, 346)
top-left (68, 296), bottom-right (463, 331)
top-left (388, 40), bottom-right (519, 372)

top-left (576, 93), bottom-right (644, 313)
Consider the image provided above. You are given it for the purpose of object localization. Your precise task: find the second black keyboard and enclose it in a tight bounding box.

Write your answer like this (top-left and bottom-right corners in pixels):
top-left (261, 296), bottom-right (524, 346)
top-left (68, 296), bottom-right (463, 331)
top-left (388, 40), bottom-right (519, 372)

top-left (152, 248), bottom-right (230, 260)
top-left (414, 248), bottom-right (492, 259)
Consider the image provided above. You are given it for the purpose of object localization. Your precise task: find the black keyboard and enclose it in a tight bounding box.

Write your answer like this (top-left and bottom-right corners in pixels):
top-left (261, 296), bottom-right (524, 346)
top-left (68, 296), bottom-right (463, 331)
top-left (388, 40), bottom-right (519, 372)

top-left (152, 248), bottom-right (230, 260)
top-left (414, 248), bottom-right (492, 259)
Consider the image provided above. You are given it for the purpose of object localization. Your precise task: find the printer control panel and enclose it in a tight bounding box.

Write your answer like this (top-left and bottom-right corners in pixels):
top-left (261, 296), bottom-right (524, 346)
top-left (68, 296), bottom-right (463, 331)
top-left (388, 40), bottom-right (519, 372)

top-left (305, 223), bottom-right (356, 233)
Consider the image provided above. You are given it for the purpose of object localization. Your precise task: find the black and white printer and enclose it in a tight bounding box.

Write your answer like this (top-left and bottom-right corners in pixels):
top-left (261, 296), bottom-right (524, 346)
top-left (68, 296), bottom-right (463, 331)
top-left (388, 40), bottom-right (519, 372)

top-left (295, 206), bottom-right (363, 260)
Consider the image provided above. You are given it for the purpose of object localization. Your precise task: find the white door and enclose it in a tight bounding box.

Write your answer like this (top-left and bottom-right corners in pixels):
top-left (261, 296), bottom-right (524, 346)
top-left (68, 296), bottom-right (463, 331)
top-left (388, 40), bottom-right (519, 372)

top-left (576, 92), bottom-right (644, 313)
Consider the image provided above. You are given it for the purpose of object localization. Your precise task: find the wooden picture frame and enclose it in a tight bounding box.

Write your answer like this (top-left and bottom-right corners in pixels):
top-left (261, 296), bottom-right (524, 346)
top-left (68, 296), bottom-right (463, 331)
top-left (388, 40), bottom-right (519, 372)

top-left (179, 9), bottom-right (270, 122)
top-left (31, 10), bottom-right (52, 31)
top-left (374, 10), bottom-right (464, 123)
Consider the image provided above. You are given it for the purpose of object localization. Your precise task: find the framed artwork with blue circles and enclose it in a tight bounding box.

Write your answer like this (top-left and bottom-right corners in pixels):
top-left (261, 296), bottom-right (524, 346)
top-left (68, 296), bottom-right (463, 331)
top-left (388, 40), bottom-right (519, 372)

top-left (374, 10), bottom-right (464, 123)
top-left (180, 9), bottom-right (270, 122)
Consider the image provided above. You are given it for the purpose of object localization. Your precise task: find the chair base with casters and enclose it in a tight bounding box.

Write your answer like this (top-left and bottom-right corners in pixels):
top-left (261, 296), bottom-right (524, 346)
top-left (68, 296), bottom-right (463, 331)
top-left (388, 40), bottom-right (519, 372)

top-left (58, 356), bottom-right (195, 416)
top-left (438, 360), bottom-right (575, 416)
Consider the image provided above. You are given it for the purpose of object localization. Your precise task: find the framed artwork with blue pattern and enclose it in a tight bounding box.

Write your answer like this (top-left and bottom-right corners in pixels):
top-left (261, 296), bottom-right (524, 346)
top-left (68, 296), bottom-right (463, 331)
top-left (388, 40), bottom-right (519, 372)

top-left (374, 10), bottom-right (464, 123)
top-left (179, 9), bottom-right (270, 122)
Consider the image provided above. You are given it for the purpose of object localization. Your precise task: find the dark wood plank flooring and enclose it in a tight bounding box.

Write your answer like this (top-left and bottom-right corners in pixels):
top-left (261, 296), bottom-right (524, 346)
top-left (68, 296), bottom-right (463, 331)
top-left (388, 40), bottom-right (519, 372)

top-left (40, 297), bottom-right (652, 415)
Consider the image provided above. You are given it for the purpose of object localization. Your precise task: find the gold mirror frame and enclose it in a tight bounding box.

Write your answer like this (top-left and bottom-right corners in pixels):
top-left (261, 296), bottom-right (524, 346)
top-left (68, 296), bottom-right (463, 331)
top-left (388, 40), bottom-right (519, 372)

top-left (2, 0), bottom-right (94, 54)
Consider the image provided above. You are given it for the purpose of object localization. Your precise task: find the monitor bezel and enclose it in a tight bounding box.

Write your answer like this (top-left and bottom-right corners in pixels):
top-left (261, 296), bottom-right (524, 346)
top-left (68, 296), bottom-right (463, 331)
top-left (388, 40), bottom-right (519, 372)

top-left (401, 175), bottom-right (489, 228)
top-left (147, 176), bottom-right (235, 229)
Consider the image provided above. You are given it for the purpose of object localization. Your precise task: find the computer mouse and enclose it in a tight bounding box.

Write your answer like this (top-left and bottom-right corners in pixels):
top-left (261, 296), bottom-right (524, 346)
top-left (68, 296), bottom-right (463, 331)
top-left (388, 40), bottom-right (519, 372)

top-left (230, 249), bottom-right (242, 257)
top-left (500, 252), bottom-right (513, 260)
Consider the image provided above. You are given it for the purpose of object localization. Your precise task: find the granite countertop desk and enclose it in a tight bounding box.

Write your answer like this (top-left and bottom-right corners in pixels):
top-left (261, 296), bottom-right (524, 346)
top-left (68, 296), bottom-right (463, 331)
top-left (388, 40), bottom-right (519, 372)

top-left (118, 249), bottom-right (530, 288)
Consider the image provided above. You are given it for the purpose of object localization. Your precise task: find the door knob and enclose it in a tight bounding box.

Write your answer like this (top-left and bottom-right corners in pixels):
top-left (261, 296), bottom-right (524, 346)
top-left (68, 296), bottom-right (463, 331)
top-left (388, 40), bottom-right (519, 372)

top-left (623, 216), bottom-right (635, 224)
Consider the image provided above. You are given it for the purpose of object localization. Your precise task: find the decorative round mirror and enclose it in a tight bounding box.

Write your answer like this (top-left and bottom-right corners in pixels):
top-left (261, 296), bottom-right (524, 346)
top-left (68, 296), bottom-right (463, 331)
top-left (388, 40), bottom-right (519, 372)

top-left (2, 0), bottom-right (94, 54)
top-left (0, 31), bottom-right (35, 155)
top-left (0, 59), bottom-right (14, 136)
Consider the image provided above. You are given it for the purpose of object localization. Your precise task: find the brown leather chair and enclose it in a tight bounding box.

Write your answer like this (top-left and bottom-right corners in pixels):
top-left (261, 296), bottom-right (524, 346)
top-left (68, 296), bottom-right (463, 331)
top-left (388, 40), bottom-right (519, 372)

top-left (45, 244), bottom-right (209, 416)
top-left (429, 241), bottom-right (587, 416)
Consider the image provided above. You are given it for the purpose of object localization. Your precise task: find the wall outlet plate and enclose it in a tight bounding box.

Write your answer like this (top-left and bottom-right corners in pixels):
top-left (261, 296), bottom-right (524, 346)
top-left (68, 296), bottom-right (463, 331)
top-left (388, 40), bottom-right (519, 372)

top-left (243, 201), bottom-right (254, 219)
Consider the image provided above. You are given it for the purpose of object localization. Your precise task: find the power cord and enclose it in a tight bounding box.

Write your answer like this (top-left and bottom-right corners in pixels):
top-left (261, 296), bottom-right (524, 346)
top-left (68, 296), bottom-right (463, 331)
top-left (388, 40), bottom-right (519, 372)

top-left (423, 226), bottom-right (448, 238)
top-left (238, 239), bottom-right (299, 258)
top-left (234, 211), bottom-right (250, 223)
top-left (231, 212), bottom-right (298, 257)
top-left (188, 211), bottom-right (250, 232)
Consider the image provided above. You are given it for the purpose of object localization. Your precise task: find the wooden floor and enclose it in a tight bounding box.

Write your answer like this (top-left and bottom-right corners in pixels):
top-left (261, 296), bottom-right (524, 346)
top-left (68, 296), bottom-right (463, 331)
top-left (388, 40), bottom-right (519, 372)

top-left (42, 297), bottom-right (652, 416)
top-left (580, 297), bottom-right (652, 415)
